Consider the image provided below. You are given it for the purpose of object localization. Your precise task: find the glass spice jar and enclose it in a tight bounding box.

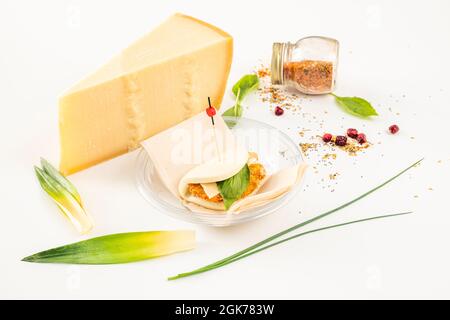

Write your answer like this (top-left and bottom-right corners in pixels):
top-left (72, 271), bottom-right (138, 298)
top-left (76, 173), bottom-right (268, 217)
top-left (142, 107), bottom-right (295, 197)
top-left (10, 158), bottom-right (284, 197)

top-left (271, 36), bottom-right (339, 94)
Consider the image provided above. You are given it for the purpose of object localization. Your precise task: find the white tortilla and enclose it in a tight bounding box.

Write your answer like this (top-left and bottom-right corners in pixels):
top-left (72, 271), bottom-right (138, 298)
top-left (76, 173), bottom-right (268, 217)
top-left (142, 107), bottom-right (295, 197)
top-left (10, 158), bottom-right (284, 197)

top-left (141, 112), bottom-right (307, 215)
top-left (141, 112), bottom-right (242, 198)
top-left (178, 152), bottom-right (267, 211)
top-left (183, 163), bottom-right (307, 214)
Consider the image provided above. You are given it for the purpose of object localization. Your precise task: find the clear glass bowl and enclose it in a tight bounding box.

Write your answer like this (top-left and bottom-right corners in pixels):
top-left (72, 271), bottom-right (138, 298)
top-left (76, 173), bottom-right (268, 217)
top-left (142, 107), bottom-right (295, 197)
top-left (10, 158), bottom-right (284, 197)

top-left (135, 117), bottom-right (304, 227)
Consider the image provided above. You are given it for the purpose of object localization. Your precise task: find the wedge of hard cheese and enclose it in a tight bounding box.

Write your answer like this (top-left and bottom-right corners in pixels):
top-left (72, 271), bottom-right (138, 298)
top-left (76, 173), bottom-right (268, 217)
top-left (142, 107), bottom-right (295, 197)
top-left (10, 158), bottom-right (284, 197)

top-left (59, 13), bottom-right (233, 175)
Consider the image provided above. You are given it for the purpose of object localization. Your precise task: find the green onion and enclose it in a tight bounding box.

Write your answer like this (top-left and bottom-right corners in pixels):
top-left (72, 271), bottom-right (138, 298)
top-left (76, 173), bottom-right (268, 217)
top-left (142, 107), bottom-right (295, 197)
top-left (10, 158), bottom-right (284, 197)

top-left (22, 230), bottom-right (195, 264)
top-left (35, 159), bottom-right (93, 234)
top-left (169, 212), bottom-right (410, 280)
top-left (168, 159), bottom-right (423, 280)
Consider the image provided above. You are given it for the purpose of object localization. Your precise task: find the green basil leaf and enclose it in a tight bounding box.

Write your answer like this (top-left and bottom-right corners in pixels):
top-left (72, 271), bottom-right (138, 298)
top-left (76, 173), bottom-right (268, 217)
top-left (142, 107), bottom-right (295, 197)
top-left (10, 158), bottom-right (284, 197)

top-left (331, 94), bottom-right (378, 117)
top-left (222, 198), bottom-right (236, 211)
top-left (222, 74), bottom-right (259, 128)
top-left (232, 74), bottom-right (259, 102)
top-left (217, 164), bottom-right (250, 210)
top-left (222, 103), bottom-right (242, 118)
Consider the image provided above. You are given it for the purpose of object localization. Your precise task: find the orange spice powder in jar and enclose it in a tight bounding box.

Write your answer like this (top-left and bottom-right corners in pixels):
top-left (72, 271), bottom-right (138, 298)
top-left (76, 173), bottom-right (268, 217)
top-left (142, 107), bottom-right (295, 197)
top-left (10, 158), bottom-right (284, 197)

top-left (271, 37), bottom-right (339, 95)
top-left (283, 60), bottom-right (333, 94)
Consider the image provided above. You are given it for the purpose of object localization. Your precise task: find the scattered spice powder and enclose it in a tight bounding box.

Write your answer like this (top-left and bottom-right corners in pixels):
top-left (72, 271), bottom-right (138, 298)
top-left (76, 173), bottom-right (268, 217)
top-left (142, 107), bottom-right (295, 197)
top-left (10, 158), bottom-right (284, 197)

top-left (257, 66), bottom-right (303, 113)
top-left (254, 63), bottom-right (374, 193)
top-left (323, 153), bottom-right (337, 160)
top-left (339, 141), bottom-right (369, 156)
top-left (299, 143), bottom-right (318, 154)
top-left (257, 66), bottom-right (271, 78)
top-left (329, 173), bottom-right (339, 180)
top-left (283, 60), bottom-right (333, 94)
top-left (325, 137), bottom-right (369, 156)
top-left (298, 129), bottom-right (311, 138)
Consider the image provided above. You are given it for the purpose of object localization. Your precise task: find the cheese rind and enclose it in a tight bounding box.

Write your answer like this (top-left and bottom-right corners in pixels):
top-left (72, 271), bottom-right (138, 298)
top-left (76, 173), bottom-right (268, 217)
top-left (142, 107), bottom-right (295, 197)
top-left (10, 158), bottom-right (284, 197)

top-left (59, 13), bottom-right (233, 175)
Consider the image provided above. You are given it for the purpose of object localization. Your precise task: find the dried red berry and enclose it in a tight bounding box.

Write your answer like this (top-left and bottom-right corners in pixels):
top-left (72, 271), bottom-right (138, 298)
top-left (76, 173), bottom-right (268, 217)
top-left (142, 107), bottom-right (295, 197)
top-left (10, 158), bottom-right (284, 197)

top-left (356, 133), bottom-right (367, 144)
top-left (389, 124), bottom-right (399, 134)
top-left (347, 128), bottom-right (358, 139)
top-left (274, 106), bottom-right (284, 116)
top-left (322, 133), bottom-right (332, 143)
top-left (206, 107), bottom-right (216, 117)
top-left (335, 135), bottom-right (347, 146)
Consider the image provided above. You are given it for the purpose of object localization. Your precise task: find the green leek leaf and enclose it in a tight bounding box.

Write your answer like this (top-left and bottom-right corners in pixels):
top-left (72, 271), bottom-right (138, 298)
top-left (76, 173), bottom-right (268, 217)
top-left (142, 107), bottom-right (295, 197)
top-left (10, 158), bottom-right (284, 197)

top-left (35, 159), bottom-right (93, 234)
top-left (22, 230), bottom-right (195, 264)
top-left (41, 158), bottom-right (82, 205)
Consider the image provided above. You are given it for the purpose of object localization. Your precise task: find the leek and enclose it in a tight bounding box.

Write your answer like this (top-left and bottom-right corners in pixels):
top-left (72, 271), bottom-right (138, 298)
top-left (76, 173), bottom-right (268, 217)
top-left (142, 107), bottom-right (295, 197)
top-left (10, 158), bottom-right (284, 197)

top-left (22, 230), bottom-right (195, 264)
top-left (34, 159), bottom-right (93, 234)
top-left (40, 158), bottom-right (82, 205)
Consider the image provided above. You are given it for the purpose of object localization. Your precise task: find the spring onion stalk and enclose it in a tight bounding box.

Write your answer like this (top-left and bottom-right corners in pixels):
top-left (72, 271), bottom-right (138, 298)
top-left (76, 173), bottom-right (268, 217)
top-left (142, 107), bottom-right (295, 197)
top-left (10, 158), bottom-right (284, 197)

top-left (168, 159), bottom-right (423, 280)
top-left (35, 159), bottom-right (93, 234)
top-left (22, 230), bottom-right (195, 264)
top-left (168, 212), bottom-right (411, 280)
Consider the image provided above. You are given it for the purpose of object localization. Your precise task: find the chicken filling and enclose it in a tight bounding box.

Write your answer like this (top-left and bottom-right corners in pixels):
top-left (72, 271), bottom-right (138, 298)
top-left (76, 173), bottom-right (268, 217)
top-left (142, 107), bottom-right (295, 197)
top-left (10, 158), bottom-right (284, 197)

top-left (187, 163), bottom-right (266, 203)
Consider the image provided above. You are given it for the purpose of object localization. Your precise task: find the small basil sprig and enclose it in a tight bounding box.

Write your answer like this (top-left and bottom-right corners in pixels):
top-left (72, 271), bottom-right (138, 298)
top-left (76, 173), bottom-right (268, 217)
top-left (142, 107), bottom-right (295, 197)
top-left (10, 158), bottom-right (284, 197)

top-left (232, 74), bottom-right (260, 99)
top-left (331, 93), bottom-right (378, 117)
top-left (222, 74), bottom-right (259, 118)
top-left (217, 164), bottom-right (250, 210)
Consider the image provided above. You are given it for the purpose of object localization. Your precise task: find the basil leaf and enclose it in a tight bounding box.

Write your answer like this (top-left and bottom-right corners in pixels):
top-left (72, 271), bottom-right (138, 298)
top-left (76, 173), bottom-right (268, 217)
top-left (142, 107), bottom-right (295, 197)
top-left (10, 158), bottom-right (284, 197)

top-left (222, 198), bottom-right (236, 211)
top-left (222, 74), bottom-right (259, 128)
top-left (217, 164), bottom-right (250, 210)
top-left (232, 74), bottom-right (259, 102)
top-left (331, 94), bottom-right (378, 117)
top-left (222, 103), bottom-right (242, 118)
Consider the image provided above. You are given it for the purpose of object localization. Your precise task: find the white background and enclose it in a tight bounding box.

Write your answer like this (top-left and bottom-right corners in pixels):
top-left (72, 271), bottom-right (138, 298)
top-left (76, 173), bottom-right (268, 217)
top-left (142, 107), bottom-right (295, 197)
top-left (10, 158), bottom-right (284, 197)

top-left (1, 0), bottom-right (449, 299)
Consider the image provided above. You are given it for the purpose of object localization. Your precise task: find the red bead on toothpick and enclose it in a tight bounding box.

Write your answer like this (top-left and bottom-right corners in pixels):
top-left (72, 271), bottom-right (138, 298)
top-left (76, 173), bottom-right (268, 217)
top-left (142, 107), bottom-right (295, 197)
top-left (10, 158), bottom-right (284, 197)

top-left (206, 97), bottom-right (217, 124)
top-left (206, 97), bottom-right (221, 161)
top-left (206, 107), bottom-right (216, 117)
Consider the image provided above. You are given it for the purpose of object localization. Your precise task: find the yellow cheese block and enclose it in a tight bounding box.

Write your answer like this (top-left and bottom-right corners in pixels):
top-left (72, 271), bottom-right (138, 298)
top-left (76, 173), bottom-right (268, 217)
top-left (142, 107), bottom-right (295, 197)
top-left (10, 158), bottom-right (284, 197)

top-left (59, 13), bottom-right (233, 175)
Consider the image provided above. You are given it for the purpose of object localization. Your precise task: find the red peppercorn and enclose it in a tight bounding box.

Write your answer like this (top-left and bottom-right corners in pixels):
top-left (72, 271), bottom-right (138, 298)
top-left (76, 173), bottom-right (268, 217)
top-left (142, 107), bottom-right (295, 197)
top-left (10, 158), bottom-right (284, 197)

top-left (356, 133), bottom-right (367, 144)
top-left (347, 128), bottom-right (358, 139)
top-left (322, 133), bottom-right (333, 143)
top-left (274, 106), bottom-right (284, 116)
top-left (335, 135), bottom-right (347, 146)
top-left (389, 124), bottom-right (399, 134)
top-left (206, 107), bottom-right (216, 117)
